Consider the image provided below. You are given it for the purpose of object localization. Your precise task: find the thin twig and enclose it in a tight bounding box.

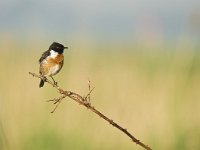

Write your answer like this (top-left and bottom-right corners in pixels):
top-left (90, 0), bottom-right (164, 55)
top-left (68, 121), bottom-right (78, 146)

top-left (29, 72), bottom-right (152, 150)
top-left (47, 95), bottom-right (67, 113)
top-left (88, 79), bottom-right (91, 101)
top-left (85, 87), bottom-right (95, 101)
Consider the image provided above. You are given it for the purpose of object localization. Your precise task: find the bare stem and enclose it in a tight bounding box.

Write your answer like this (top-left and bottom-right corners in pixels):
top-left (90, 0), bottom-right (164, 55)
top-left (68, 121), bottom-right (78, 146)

top-left (29, 72), bottom-right (152, 150)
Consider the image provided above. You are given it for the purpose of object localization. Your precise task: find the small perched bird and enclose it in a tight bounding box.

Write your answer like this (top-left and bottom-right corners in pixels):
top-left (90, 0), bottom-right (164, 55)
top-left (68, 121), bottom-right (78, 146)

top-left (39, 42), bottom-right (68, 88)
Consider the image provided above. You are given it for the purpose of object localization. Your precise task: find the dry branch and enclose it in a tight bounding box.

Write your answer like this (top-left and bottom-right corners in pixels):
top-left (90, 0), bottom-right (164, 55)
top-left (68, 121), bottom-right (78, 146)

top-left (29, 72), bottom-right (152, 150)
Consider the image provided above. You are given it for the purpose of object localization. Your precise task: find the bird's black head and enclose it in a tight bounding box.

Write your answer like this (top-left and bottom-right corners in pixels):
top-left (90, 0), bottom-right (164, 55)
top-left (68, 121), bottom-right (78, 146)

top-left (49, 42), bottom-right (68, 54)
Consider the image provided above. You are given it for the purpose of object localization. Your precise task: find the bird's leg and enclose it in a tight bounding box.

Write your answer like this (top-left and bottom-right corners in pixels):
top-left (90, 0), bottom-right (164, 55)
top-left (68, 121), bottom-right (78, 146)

top-left (50, 76), bottom-right (57, 86)
top-left (41, 75), bottom-right (47, 82)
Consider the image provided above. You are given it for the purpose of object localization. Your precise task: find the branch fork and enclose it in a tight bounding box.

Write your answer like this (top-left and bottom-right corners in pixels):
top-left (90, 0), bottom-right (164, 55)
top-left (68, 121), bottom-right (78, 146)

top-left (29, 72), bottom-right (152, 150)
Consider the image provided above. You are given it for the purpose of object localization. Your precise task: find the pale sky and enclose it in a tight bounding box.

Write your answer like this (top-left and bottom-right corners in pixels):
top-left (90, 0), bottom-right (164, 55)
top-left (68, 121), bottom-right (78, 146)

top-left (0, 0), bottom-right (199, 41)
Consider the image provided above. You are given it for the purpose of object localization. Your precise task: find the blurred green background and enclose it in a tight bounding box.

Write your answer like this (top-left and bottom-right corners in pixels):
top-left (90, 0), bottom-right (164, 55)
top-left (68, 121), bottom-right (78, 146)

top-left (0, 0), bottom-right (200, 150)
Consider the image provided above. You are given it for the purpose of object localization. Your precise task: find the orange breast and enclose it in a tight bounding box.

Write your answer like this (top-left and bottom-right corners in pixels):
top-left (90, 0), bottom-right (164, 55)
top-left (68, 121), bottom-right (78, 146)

top-left (39, 54), bottom-right (64, 76)
top-left (49, 54), bottom-right (64, 64)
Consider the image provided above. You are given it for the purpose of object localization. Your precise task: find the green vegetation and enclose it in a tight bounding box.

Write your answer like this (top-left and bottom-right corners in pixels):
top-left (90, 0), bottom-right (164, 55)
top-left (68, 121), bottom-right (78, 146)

top-left (0, 42), bottom-right (200, 150)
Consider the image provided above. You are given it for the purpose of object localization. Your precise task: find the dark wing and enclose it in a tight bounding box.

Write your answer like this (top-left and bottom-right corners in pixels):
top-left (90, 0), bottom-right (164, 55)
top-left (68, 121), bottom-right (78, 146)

top-left (39, 50), bottom-right (50, 63)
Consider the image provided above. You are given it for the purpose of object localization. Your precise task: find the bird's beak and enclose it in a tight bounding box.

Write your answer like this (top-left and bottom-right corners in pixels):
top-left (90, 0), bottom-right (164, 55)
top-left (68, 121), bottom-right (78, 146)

top-left (64, 47), bottom-right (68, 49)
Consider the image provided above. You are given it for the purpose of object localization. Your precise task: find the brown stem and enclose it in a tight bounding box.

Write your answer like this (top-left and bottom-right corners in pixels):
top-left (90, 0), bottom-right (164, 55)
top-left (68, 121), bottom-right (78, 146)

top-left (29, 72), bottom-right (152, 150)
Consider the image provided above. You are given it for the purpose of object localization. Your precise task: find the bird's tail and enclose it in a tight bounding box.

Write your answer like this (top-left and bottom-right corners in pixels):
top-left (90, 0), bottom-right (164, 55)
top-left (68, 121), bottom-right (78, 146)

top-left (39, 79), bottom-right (44, 88)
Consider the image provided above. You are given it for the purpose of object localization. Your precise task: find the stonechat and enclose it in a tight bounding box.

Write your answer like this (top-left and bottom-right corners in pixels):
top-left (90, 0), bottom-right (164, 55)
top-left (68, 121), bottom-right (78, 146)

top-left (39, 42), bottom-right (68, 88)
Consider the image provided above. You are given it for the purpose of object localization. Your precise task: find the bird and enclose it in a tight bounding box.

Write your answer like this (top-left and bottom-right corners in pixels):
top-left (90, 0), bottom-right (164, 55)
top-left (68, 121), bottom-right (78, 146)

top-left (39, 42), bottom-right (68, 88)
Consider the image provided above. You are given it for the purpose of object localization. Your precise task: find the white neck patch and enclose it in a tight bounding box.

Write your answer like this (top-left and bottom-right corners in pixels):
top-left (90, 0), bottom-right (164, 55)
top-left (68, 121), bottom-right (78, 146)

top-left (50, 50), bottom-right (58, 58)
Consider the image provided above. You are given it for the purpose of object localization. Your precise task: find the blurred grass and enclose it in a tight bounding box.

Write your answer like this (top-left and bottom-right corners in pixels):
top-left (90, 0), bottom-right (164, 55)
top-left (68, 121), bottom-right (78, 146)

top-left (0, 40), bottom-right (200, 150)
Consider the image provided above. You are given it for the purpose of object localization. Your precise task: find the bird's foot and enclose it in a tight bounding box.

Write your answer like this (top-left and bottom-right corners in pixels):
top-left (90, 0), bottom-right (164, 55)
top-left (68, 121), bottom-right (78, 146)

top-left (54, 81), bottom-right (58, 86)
